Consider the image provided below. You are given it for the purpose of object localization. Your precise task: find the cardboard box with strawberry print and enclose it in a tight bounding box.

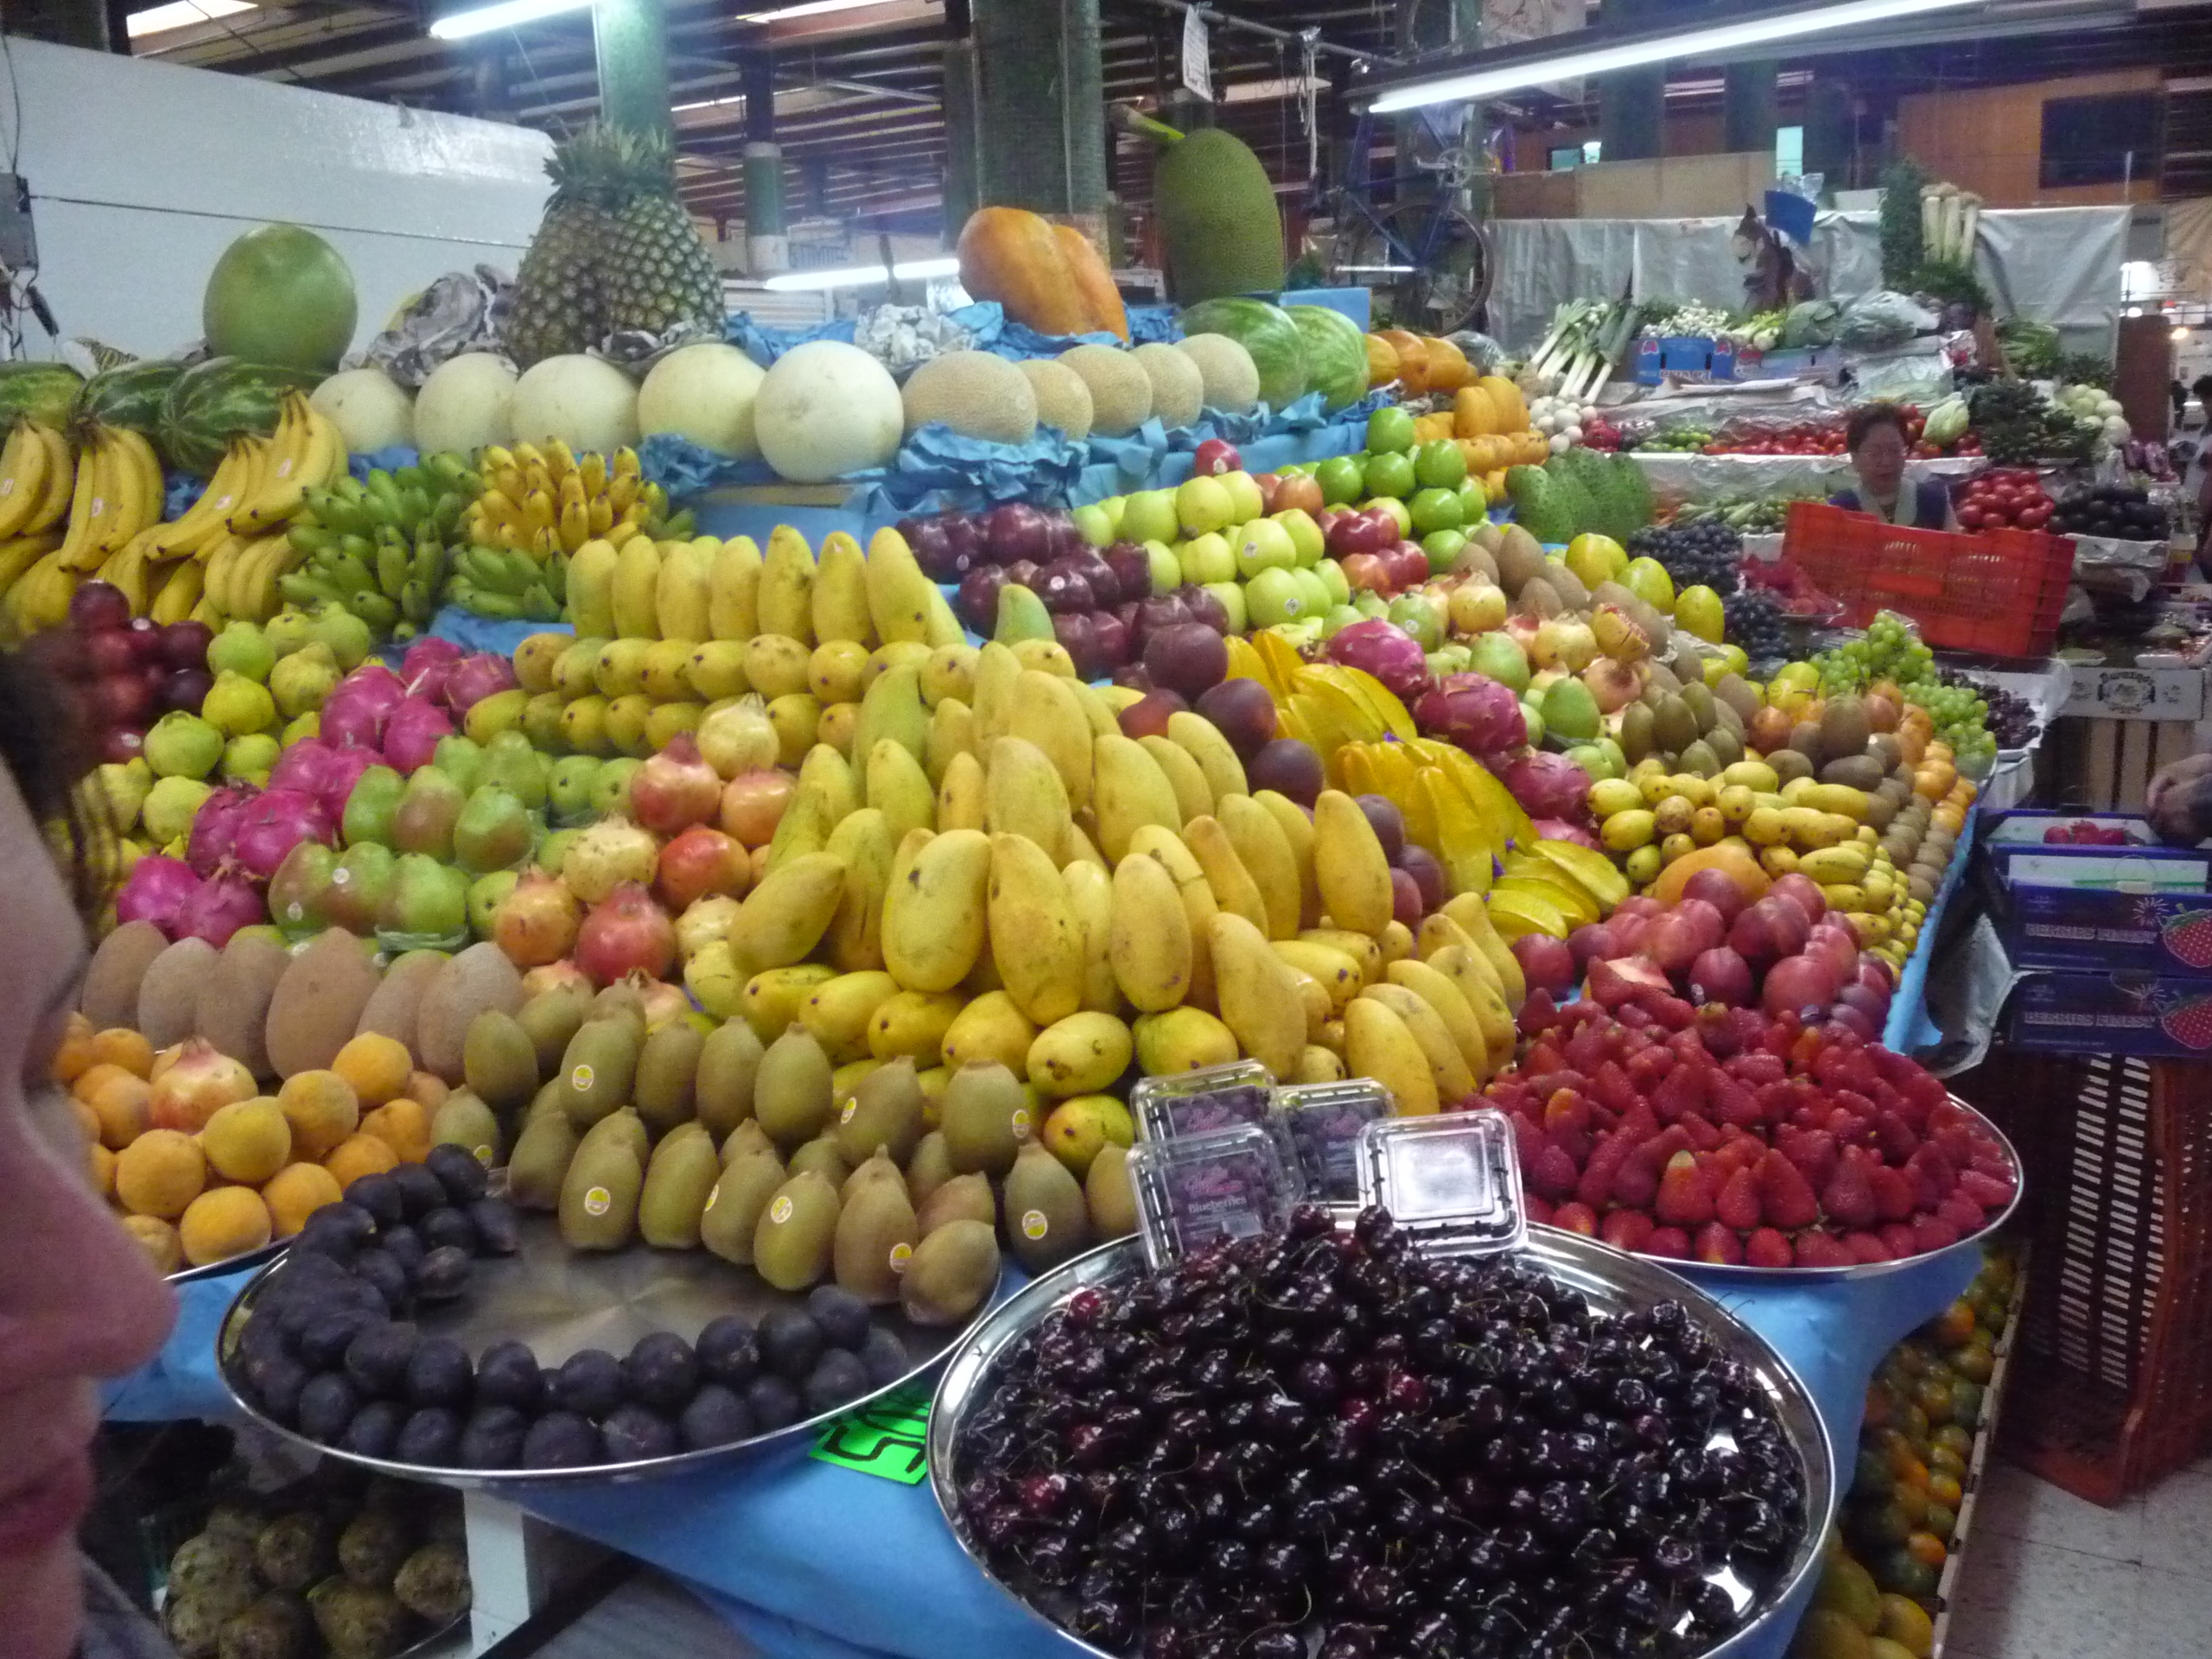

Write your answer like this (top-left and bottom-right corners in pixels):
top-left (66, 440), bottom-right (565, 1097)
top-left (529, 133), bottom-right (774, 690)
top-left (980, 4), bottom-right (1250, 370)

top-left (1980, 810), bottom-right (2212, 979)
top-left (2005, 971), bottom-right (2212, 1058)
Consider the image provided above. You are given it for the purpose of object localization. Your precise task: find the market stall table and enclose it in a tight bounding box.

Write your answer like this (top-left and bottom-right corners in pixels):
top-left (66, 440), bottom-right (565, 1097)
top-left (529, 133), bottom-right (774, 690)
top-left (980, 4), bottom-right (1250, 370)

top-left (109, 1243), bottom-right (1979, 1659)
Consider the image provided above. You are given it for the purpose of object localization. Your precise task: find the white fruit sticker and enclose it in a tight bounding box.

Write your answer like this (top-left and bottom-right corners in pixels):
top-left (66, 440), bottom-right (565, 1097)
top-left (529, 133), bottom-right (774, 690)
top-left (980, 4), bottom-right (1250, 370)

top-left (840, 1099), bottom-right (858, 1123)
top-left (571, 1063), bottom-right (595, 1090)
top-left (1012, 1109), bottom-right (1032, 1135)
top-left (769, 1195), bottom-right (793, 1224)
top-left (584, 1185), bottom-right (611, 1217)
top-left (1021, 1209), bottom-right (1048, 1240)
top-left (889, 1242), bottom-right (912, 1274)
top-left (473, 1145), bottom-right (493, 1167)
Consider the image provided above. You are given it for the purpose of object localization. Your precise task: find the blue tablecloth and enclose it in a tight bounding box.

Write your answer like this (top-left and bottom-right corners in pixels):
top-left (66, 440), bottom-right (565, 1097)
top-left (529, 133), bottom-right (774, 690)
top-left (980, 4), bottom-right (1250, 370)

top-left (108, 1242), bottom-right (1976, 1659)
top-left (1883, 803), bottom-right (1980, 1056)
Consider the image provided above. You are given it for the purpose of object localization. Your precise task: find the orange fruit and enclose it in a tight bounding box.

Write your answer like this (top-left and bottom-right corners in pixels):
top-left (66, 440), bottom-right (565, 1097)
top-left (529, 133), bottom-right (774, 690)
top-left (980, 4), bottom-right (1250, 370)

top-left (88, 1141), bottom-right (116, 1198)
top-left (51, 1017), bottom-right (97, 1084)
top-left (114, 1129), bottom-right (207, 1219)
top-left (1904, 1531), bottom-right (1947, 1569)
top-left (408, 1071), bottom-right (451, 1113)
top-left (324, 1131), bottom-right (398, 1190)
top-left (361, 1098), bottom-right (431, 1166)
top-left (79, 1068), bottom-right (153, 1150)
top-left (277, 1070), bottom-right (360, 1160)
top-left (262, 1162), bottom-right (342, 1236)
top-left (178, 1186), bottom-right (271, 1268)
top-left (86, 1027), bottom-right (155, 1079)
top-left (121, 1214), bottom-right (182, 1274)
top-left (332, 1033), bottom-right (413, 1109)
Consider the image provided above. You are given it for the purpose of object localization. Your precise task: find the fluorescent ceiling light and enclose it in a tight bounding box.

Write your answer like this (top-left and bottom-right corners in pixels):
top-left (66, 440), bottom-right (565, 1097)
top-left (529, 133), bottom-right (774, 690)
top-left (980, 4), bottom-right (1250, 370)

top-left (128, 0), bottom-right (254, 36)
top-left (1366, 0), bottom-right (1984, 111)
top-left (762, 255), bottom-right (959, 291)
top-left (429, 0), bottom-right (589, 41)
top-left (741, 0), bottom-right (916, 20)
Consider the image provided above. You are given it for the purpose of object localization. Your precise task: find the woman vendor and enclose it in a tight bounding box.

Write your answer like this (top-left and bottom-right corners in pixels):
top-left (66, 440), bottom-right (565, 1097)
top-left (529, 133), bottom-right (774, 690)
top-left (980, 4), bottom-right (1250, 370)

top-left (1829, 404), bottom-right (1959, 531)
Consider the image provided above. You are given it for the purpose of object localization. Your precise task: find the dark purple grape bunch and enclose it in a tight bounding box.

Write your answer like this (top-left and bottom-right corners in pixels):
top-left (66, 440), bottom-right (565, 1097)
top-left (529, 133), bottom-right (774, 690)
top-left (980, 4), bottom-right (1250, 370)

top-left (951, 1205), bottom-right (1802, 1659)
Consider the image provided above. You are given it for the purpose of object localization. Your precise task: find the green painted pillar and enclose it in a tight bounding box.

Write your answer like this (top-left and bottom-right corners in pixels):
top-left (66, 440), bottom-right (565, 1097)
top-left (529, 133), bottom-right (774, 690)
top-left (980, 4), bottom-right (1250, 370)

top-left (971, 0), bottom-right (1107, 220)
top-left (1724, 63), bottom-right (1779, 158)
top-left (1803, 79), bottom-right (1854, 193)
top-left (742, 51), bottom-right (786, 274)
top-left (594, 0), bottom-right (672, 142)
top-left (13, 0), bottom-right (116, 50)
top-left (943, 41), bottom-right (982, 240)
top-left (1599, 0), bottom-right (1667, 162)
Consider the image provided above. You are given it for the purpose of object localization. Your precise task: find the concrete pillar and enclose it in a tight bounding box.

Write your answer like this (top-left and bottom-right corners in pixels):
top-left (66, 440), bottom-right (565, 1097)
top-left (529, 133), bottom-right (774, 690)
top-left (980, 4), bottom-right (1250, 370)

top-left (1803, 79), bottom-right (1853, 192)
top-left (741, 52), bottom-right (786, 275)
top-left (942, 1), bottom-right (981, 241)
top-left (1598, 0), bottom-right (1666, 163)
top-left (593, 0), bottom-right (672, 142)
top-left (1724, 62), bottom-right (1778, 158)
top-left (971, 0), bottom-right (1108, 221)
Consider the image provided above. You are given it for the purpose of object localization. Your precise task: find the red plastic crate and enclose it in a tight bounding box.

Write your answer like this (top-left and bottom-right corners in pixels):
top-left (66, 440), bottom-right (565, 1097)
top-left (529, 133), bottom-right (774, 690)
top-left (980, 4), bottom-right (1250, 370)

top-left (1781, 501), bottom-right (2075, 658)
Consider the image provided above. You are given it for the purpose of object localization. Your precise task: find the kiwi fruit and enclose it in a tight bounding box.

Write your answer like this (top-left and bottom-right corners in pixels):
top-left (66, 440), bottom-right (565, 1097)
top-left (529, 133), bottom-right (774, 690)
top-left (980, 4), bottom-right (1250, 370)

top-left (1002, 1140), bottom-right (1090, 1274)
top-left (900, 1219), bottom-right (1000, 1326)
top-left (1820, 755), bottom-right (1885, 791)
top-left (137, 938), bottom-right (219, 1051)
top-left (1864, 793), bottom-right (1898, 831)
top-left (752, 1170), bottom-right (841, 1292)
top-left (558, 1109), bottom-right (644, 1251)
top-left (831, 1152), bottom-right (918, 1304)
top-left (632, 1022), bottom-right (704, 1137)
top-left (576, 1103), bottom-right (649, 1167)
top-left (753, 1025), bottom-right (834, 1149)
top-left (462, 1010), bottom-right (539, 1112)
top-left (81, 920), bottom-right (169, 1032)
top-left (938, 1061), bottom-right (1033, 1176)
top-left (834, 1057), bottom-right (924, 1166)
top-left (1086, 1143), bottom-right (1138, 1238)
top-left (1491, 524), bottom-right (1548, 594)
top-left (787, 1133), bottom-right (850, 1189)
top-left (1821, 695), bottom-right (1871, 761)
top-left (1709, 697), bottom-right (1745, 741)
top-left (558, 1015), bottom-right (642, 1130)
top-left (916, 1171), bottom-right (995, 1235)
top-left (264, 930), bottom-right (381, 1078)
top-left (1866, 734), bottom-right (1904, 772)
top-left (700, 1136), bottom-right (786, 1265)
top-left (695, 1020), bottom-right (764, 1141)
top-left (1768, 749), bottom-right (1815, 785)
top-left (197, 931), bottom-right (292, 1077)
top-left (1516, 575), bottom-right (1562, 619)
top-left (1788, 721), bottom-right (1827, 767)
top-left (1617, 702), bottom-right (1656, 766)
top-left (1541, 558), bottom-right (1591, 611)
top-left (430, 1091), bottom-right (503, 1170)
top-left (1713, 672), bottom-right (1762, 724)
top-left (1703, 727), bottom-right (1744, 770)
top-left (506, 1109), bottom-right (579, 1210)
top-left (1678, 682), bottom-right (1717, 735)
top-left (352, 949), bottom-right (451, 1052)
top-left (720, 1118), bottom-right (779, 1169)
top-left (905, 1131), bottom-right (955, 1209)
top-left (515, 983), bottom-right (594, 1076)
top-left (1649, 695), bottom-right (1698, 757)
top-left (1676, 741), bottom-right (1719, 779)
top-left (638, 1122), bottom-right (721, 1250)
top-left (412, 944), bottom-right (524, 1084)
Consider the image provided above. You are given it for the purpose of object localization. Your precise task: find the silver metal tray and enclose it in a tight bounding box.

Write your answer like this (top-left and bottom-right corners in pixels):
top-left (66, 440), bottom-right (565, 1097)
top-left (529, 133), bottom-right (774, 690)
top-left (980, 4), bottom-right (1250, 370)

top-left (218, 1205), bottom-right (1001, 1490)
top-left (169, 1238), bottom-right (285, 1286)
top-left (930, 1230), bottom-right (1837, 1659)
top-left (1649, 1093), bottom-right (2023, 1284)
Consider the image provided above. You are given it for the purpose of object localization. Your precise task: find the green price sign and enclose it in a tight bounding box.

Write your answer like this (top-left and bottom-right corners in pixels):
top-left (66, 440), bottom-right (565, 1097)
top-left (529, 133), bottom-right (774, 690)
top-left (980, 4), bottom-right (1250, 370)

top-left (810, 1385), bottom-right (932, 1484)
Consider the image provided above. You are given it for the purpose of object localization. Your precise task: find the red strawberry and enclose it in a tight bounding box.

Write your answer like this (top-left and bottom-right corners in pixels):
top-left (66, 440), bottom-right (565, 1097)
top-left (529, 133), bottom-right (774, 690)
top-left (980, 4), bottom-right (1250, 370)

top-left (1651, 1062), bottom-right (1708, 1125)
top-left (1957, 1168), bottom-right (2014, 1209)
top-left (1576, 1130), bottom-right (1637, 1211)
top-left (1544, 1088), bottom-right (1592, 1134)
top-left (1757, 1147), bottom-right (1821, 1230)
top-left (1550, 1201), bottom-right (1598, 1236)
top-left (1821, 1148), bottom-right (1879, 1230)
top-left (1715, 1166), bottom-right (1763, 1231)
top-left (1709, 1074), bottom-right (1764, 1130)
top-left (1793, 1230), bottom-right (1854, 1268)
top-left (1527, 1141), bottom-right (1581, 1202)
top-left (1616, 1003), bottom-right (1655, 1030)
top-left (1763, 1011), bottom-right (1802, 1058)
top-left (1879, 1223), bottom-right (1920, 1259)
top-left (1600, 1208), bottom-right (1656, 1254)
top-left (1643, 993), bottom-right (1696, 1031)
top-left (1869, 1163), bottom-right (1918, 1224)
top-left (1679, 1113), bottom-right (1721, 1153)
top-left (1842, 1231), bottom-right (1894, 1265)
top-left (1694, 1223), bottom-right (1745, 1265)
top-left (1591, 1061), bottom-right (1641, 1119)
top-left (1522, 1039), bottom-right (1567, 1077)
top-left (1564, 1021), bottom-right (1610, 1074)
top-left (1645, 1225), bottom-right (1690, 1259)
top-left (1780, 1128), bottom-right (1839, 1193)
top-left (1519, 990), bottom-right (1561, 1036)
top-left (1872, 1112), bottom-right (1919, 1162)
top-left (1908, 1141), bottom-right (1957, 1199)
top-left (1524, 1194), bottom-right (1554, 1225)
top-left (1937, 1194), bottom-right (1986, 1235)
top-left (1507, 1109), bottom-right (1547, 1173)
top-left (1668, 1028), bottom-right (1712, 1066)
top-left (1745, 1227), bottom-right (1795, 1268)
top-left (1625, 1046), bottom-right (1676, 1090)
top-left (1727, 1051), bottom-right (1786, 1087)
top-left (1656, 1151), bottom-right (1716, 1227)
top-left (1910, 1213), bottom-right (1961, 1255)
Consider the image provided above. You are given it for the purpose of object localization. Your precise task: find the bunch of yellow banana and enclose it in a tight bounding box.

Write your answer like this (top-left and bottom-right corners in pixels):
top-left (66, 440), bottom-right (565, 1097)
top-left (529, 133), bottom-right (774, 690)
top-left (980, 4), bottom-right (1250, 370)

top-left (221, 391), bottom-right (346, 537)
top-left (0, 421), bottom-right (75, 633)
top-left (465, 442), bottom-right (664, 559)
top-left (52, 423), bottom-right (162, 574)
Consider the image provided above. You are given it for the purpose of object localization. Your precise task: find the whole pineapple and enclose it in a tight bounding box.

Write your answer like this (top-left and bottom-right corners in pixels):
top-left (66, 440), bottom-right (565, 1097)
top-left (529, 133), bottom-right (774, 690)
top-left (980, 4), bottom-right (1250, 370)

top-left (600, 128), bottom-right (725, 342)
top-left (504, 128), bottom-right (621, 367)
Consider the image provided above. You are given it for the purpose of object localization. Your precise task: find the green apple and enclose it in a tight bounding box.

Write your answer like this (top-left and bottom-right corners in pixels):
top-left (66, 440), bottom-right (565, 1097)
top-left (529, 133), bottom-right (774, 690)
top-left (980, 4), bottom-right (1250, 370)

top-left (1363, 451), bottom-right (1416, 500)
top-left (1567, 743), bottom-right (1618, 781)
top-left (1320, 603), bottom-right (1364, 639)
top-left (1363, 496), bottom-right (1412, 537)
top-left (1218, 470), bottom-right (1264, 524)
top-left (1414, 438), bottom-right (1468, 489)
top-left (1292, 567), bottom-right (1332, 617)
top-left (1408, 487), bottom-right (1465, 537)
top-left (1521, 703), bottom-right (1545, 747)
top-left (1072, 502), bottom-right (1116, 547)
top-left (1176, 474), bottom-right (1235, 537)
top-left (1177, 531), bottom-right (1236, 585)
top-left (1420, 528), bottom-right (1468, 574)
top-left (1121, 488), bottom-right (1179, 544)
top-left (1388, 593), bottom-right (1445, 652)
top-left (1366, 406), bottom-right (1417, 454)
top-left (1596, 736), bottom-right (1626, 775)
top-left (1273, 618), bottom-right (1325, 652)
top-left (1316, 559), bottom-right (1351, 607)
top-left (1354, 589), bottom-right (1389, 620)
top-left (1235, 518), bottom-right (1297, 579)
top-left (1315, 454), bottom-right (1365, 505)
top-left (1457, 479), bottom-right (1489, 524)
top-left (1245, 565), bottom-right (1309, 627)
top-left (1202, 581), bottom-right (1249, 634)
top-left (1142, 539), bottom-right (1182, 595)
top-left (1273, 507), bottom-right (1323, 567)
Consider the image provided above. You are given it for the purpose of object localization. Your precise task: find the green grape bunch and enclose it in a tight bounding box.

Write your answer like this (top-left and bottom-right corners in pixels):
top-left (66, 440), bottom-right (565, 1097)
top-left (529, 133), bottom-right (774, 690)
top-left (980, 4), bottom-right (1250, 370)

top-left (1810, 611), bottom-right (1994, 764)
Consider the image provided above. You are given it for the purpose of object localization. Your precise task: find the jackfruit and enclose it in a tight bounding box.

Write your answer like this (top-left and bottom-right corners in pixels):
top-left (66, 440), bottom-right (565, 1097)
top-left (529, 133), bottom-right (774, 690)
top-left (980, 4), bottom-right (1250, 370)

top-left (1122, 111), bottom-right (1286, 303)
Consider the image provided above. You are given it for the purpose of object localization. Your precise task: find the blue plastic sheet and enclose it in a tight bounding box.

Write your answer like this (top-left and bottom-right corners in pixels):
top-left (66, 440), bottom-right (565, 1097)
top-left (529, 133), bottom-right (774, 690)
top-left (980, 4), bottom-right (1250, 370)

top-left (1885, 804), bottom-right (1980, 1054)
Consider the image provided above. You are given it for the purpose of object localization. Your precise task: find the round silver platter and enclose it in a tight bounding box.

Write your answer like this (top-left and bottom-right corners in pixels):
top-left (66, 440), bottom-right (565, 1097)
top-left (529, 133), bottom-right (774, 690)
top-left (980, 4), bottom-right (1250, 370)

top-left (930, 1230), bottom-right (1837, 1659)
top-left (218, 1205), bottom-right (1001, 1490)
top-left (170, 1237), bottom-right (286, 1286)
top-left (1640, 1092), bottom-right (2023, 1284)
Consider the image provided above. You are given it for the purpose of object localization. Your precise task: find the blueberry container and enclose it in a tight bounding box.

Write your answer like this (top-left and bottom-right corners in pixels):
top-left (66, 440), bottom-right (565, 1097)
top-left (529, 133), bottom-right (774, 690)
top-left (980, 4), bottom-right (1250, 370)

top-left (1354, 1111), bottom-right (1526, 1256)
top-left (1128, 1122), bottom-right (1306, 1270)
top-left (1271, 1079), bottom-right (1392, 1202)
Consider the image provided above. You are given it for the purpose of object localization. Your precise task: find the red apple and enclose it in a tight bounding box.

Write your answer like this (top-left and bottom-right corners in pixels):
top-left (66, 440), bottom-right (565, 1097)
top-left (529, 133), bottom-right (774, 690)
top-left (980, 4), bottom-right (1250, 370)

top-left (1340, 553), bottom-right (1390, 594)
top-left (1192, 438), bottom-right (1242, 477)
top-left (1510, 933), bottom-right (1578, 997)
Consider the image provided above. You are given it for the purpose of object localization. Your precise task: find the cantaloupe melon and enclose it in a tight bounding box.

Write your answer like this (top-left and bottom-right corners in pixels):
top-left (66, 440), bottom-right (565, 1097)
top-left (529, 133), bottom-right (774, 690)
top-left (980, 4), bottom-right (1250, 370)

top-left (754, 340), bottom-right (904, 483)
top-left (1174, 334), bottom-right (1259, 415)
top-left (1131, 342), bottom-right (1204, 429)
top-left (412, 353), bottom-right (517, 454)
top-left (900, 350), bottom-right (1038, 445)
top-left (1058, 344), bottom-right (1151, 437)
top-left (1016, 359), bottom-right (1092, 441)
top-left (638, 342), bottom-right (767, 458)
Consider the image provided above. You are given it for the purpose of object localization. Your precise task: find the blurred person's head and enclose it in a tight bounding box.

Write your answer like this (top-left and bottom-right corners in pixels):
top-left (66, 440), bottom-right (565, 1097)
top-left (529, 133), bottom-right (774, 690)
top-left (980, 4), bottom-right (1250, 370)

top-left (1847, 404), bottom-right (1910, 499)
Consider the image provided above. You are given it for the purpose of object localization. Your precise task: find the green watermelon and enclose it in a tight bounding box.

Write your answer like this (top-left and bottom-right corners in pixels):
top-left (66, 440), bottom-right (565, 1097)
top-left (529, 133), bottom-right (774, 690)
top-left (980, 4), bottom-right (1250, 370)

top-left (1175, 298), bottom-right (1306, 410)
top-left (0, 362), bottom-right (85, 429)
top-left (1285, 305), bottom-right (1370, 412)
top-left (73, 359), bottom-right (185, 445)
top-left (161, 357), bottom-right (317, 476)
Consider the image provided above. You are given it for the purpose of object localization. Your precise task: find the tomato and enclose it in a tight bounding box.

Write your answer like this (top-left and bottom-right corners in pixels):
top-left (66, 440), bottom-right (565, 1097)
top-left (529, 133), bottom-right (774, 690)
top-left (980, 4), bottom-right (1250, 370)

top-left (1957, 505), bottom-right (1985, 531)
top-left (2019, 503), bottom-right (2052, 530)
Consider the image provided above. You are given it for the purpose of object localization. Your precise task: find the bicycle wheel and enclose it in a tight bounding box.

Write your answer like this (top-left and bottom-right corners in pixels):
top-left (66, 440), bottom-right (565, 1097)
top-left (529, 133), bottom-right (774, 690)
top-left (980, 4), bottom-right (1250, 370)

top-left (1331, 196), bottom-right (1494, 335)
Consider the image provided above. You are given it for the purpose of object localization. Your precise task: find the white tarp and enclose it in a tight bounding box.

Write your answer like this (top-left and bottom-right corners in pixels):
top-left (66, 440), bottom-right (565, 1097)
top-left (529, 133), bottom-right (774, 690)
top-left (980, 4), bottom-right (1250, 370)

top-left (1491, 206), bottom-right (2129, 356)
